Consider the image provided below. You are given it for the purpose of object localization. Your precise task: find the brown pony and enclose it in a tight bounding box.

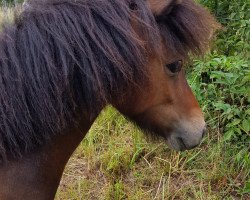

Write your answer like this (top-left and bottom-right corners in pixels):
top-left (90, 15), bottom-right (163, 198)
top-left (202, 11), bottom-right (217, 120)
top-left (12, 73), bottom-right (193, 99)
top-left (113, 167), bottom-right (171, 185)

top-left (0, 0), bottom-right (219, 199)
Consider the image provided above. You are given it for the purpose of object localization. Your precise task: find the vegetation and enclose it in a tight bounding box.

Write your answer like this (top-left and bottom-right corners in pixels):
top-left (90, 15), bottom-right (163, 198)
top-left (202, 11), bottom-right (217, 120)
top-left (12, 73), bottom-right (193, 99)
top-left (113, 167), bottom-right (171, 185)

top-left (0, 0), bottom-right (22, 5)
top-left (0, 0), bottom-right (249, 199)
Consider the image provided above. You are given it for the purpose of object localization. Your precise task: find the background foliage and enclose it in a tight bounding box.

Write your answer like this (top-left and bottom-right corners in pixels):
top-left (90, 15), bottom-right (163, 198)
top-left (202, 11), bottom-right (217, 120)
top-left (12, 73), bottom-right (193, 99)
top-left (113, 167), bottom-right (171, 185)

top-left (195, 0), bottom-right (250, 167)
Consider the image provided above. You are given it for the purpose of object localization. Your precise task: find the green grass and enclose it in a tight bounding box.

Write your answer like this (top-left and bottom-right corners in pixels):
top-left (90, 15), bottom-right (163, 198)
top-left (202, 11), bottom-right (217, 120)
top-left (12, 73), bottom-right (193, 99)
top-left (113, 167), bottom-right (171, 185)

top-left (56, 107), bottom-right (250, 200)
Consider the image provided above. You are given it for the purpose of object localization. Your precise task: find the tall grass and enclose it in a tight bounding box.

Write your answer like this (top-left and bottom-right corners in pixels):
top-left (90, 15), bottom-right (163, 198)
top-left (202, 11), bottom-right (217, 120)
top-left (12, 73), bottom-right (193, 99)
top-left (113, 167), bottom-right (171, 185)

top-left (56, 107), bottom-right (249, 199)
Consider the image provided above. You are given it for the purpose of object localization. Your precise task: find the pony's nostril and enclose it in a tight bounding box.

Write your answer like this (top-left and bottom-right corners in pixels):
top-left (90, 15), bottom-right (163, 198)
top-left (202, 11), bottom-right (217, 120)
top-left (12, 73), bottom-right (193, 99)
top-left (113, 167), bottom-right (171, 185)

top-left (176, 137), bottom-right (199, 151)
top-left (202, 127), bottom-right (207, 138)
top-left (176, 137), bottom-right (186, 151)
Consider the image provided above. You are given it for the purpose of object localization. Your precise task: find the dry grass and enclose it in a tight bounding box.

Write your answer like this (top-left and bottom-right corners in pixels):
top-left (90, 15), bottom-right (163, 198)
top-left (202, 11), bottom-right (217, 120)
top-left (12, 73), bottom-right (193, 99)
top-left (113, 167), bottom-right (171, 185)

top-left (56, 108), bottom-right (250, 200)
top-left (0, 6), bottom-right (15, 25)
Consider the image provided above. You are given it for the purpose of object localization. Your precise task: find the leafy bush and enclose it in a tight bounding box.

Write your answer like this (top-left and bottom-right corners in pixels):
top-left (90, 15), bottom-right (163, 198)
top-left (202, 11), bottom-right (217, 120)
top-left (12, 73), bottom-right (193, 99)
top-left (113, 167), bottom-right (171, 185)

top-left (187, 1), bottom-right (250, 183)
top-left (189, 54), bottom-right (249, 142)
top-left (188, 52), bottom-right (250, 194)
top-left (200, 0), bottom-right (249, 56)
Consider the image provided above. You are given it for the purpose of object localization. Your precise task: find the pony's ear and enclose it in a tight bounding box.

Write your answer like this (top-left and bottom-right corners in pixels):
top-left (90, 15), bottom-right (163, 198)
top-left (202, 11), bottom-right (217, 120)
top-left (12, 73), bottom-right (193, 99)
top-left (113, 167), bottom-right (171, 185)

top-left (148, 0), bottom-right (182, 16)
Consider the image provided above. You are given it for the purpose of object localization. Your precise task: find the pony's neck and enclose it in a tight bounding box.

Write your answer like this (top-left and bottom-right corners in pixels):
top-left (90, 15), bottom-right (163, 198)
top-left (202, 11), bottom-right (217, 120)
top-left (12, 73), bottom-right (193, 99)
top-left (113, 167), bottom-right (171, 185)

top-left (0, 112), bottom-right (100, 200)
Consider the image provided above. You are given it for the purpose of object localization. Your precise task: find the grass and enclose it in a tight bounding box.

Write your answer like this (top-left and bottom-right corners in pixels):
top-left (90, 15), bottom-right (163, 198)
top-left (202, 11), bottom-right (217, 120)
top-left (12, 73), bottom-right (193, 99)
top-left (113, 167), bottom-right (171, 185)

top-left (0, 9), bottom-right (13, 28)
top-left (56, 107), bottom-right (250, 200)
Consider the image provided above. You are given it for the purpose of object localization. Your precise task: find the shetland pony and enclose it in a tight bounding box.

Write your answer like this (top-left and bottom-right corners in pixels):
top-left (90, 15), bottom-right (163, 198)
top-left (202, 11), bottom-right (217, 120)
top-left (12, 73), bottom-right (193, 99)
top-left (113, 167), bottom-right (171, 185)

top-left (0, 0), bottom-right (219, 199)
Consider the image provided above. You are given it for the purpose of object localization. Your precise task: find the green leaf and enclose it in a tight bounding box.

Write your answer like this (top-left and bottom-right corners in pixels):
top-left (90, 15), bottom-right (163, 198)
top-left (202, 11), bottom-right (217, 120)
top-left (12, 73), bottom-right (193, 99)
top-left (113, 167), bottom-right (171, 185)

top-left (224, 130), bottom-right (235, 141)
top-left (242, 119), bottom-right (250, 133)
top-left (231, 119), bottom-right (241, 126)
top-left (242, 181), bottom-right (250, 194)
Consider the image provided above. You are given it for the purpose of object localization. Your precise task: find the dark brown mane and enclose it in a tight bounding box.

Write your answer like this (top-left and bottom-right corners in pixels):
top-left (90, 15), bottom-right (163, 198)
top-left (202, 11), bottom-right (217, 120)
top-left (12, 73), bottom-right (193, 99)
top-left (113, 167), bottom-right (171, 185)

top-left (0, 0), bottom-right (218, 163)
top-left (155, 0), bottom-right (220, 57)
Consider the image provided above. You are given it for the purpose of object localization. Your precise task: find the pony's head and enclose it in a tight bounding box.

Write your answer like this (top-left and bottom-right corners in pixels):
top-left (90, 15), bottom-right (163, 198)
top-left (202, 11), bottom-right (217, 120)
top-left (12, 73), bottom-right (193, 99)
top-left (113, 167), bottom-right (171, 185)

top-left (0, 0), bottom-right (220, 162)
top-left (114, 0), bottom-right (220, 151)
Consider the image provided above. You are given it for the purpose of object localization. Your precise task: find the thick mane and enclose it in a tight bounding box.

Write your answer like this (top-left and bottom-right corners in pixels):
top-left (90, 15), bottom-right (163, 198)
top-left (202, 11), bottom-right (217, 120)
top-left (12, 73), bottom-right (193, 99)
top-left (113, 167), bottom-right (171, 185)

top-left (155, 0), bottom-right (220, 57)
top-left (0, 0), bottom-right (218, 162)
top-left (0, 0), bottom-right (157, 162)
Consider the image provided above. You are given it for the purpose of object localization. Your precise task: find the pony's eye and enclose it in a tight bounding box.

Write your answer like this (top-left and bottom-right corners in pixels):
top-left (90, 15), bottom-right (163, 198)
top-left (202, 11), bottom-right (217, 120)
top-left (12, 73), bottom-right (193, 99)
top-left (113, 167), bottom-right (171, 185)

top-left (166, 60), bottom-right (183, 74)
top-left (129, 2), bottom-right (138, 10)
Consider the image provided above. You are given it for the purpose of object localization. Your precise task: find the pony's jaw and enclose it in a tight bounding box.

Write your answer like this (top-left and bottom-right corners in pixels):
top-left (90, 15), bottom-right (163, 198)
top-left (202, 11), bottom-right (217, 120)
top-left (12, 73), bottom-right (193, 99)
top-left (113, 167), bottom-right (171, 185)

top-left (128, 108), bottom-right (206, 151)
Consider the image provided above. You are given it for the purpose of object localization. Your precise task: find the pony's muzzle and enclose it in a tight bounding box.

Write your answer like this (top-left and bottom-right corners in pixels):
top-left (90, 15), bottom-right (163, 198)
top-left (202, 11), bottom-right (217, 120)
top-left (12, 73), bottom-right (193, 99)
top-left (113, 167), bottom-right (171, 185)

top-left (166, 119), bottom-right (206, 151)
